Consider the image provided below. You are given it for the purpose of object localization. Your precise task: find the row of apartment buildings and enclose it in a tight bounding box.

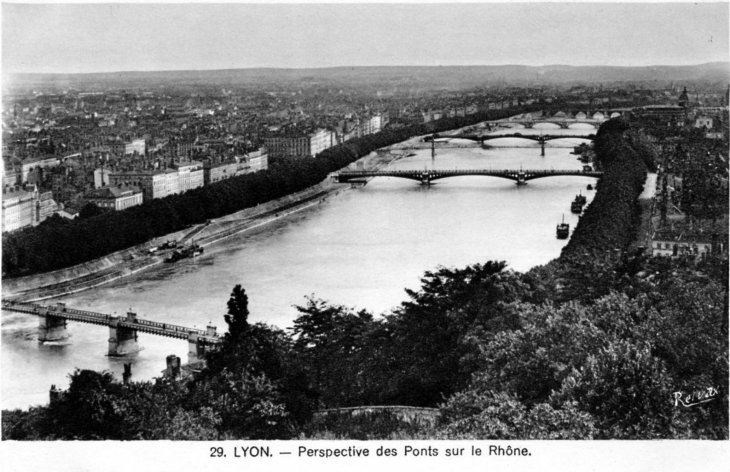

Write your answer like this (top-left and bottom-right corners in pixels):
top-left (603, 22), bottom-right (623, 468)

top-left (107, 150), bottom-right (268, 201)
top-left (264, 113), bottom-right (386, 159)
top-left (2, 149), bottom-right (268, 232)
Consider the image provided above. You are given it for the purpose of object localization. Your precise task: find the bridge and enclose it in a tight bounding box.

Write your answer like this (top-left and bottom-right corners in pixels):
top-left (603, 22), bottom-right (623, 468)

top-left (483, 119), bottom-right (602, 129)
top-left (337, 168), bottom-right (603, 185)
top-left (2, 300), bottom-right (221, 362)
top-left (480, 133), bottom-right (594, 142)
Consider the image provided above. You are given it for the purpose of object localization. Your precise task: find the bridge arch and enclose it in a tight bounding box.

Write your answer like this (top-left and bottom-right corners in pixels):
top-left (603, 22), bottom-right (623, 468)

top-left (566, 122), bottom-right (599, 129)
top-left (531, 122), bottom-right (563, 129)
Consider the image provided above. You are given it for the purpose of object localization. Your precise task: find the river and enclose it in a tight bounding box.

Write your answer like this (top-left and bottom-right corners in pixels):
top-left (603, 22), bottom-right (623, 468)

top-left (1, 123), bottom-right (597, 409)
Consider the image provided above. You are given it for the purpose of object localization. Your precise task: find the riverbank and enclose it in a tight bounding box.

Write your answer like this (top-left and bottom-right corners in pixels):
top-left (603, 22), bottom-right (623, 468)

top-left (2, 151), bottom-right (400, 302)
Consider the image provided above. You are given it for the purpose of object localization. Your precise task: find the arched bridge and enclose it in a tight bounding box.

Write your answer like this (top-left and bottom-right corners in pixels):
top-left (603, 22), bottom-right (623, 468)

top-left (458, 133), bottom-right (595, 143)
top-left (484, 119), bottom-right (602, 129)
top-left (337, 168), bottom-right (603, 185)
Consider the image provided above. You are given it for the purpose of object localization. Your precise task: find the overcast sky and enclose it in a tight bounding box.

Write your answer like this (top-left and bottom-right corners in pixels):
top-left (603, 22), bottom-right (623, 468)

top-left (2, 2), bottom-right (728, 74)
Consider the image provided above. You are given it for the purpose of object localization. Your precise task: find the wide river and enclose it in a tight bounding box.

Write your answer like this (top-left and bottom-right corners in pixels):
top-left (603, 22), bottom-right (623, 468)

top-left (2, 124), bottom-right (597, 409)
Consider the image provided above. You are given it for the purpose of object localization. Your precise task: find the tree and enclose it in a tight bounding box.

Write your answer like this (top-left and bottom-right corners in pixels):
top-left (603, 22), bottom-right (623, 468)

top-left (78, 202), bottom-right (105, 220)
top-left (194, 285), bottom-right (309, 437)
top-left (552, 340), bottom-right (676, 439)
top-left (291, 297), bottom-right (375, 408)
top-left (224, 284), bottom-right (250, 340)
top-left (437, 390), bottom-right (596, 439)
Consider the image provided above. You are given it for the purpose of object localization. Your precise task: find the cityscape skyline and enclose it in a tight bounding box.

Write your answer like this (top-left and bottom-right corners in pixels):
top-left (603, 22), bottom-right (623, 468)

top-left (3, 2), bottom-right (729, 75)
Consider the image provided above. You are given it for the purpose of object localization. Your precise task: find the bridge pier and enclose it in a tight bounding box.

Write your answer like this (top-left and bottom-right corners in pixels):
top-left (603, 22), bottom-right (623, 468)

top-left (163, 355), bottom-right (182, 380)
top-left (187, 325), bottom-right (219, 364)
top-left (420, 173), bottom-right (431, 185)
top-left (108, 312), bottom-right (140, 357)
top-left (38, 306), bottom-right (69, 342)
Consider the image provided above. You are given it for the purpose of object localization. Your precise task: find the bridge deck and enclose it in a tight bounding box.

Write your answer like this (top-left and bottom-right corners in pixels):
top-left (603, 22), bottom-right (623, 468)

top-left (2, 300), bottom-right (222, 343)
top-left (476, 134), bottom-right (595, 142)
top-left (338, 168), bottom-right (603, 183)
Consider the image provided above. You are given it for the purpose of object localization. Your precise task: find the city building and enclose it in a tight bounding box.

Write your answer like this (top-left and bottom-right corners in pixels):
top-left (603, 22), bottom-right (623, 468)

top-left (109, 160), bottom-right (203, 201)
top-left (634, 106), bottom-right (686, 125)
top-left (81, 185), bottom-right (144, 211)
top-left (309, 128), bottom-right (334, 156)
top-left (20, 156), bottom-right (60, 183)
top-left (125, 139), bottom-right (146, 155)
top-left (2, 184), bottom-right (36, 232)
top-left (109, 170), bottom-right (171, 201)
top-left (651, 230), bottom-right (722, 260)
top-left (245, 148), bottom-right (268, 172)
top-left (34, 190), bottom-right (58, 225)
top-left (695, 116), bottom-right (713, 129)
top-left (173, 160), bottom-right (204, 193)
top-left (264, 129), bottom-right (334, 158)
top-left (94, 167), bottom-right (113, 188)
top-left (204, 159), bottom-right (241, 185)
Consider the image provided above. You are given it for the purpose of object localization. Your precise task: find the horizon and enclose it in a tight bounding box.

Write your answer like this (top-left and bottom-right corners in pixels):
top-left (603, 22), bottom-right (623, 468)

top-left (3, 3), bottom-right (729, 75)
top-left (5, 61), bottom-right (730, 77)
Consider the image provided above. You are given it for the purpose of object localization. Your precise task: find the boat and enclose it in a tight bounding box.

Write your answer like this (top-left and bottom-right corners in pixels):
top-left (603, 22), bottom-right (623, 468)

top-left (570, 191), bottom-right (587, 214)
top-left (556, 215), bottom-right (570, 239)
top-left (164, 244), bottom-right (203, 263)
top-left (164, 250), bottom-right (184, 263)
top-left (587, 184), bottom-right (593, 191)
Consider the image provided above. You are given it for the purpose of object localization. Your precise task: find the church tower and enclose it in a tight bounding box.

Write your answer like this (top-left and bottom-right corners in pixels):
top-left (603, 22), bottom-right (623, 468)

top-left (678, 86), bottom-right (689, 108)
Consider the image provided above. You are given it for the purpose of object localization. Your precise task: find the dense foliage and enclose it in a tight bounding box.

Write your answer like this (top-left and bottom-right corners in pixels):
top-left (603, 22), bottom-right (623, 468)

top-left (3, 117), bottom-right (726, 440)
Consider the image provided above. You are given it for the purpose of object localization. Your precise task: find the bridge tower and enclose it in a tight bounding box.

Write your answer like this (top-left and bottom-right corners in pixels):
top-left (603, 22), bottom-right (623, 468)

top-left (539, 137), bottom-right (546, 157)
top-left (37, 303), bottom-right (69, 342)
top-left (187, 325), bottom-right (219, 363)
top-left (420, 172), bottom-right (431, 185)
top-left (431, 138), bottom-right (435, 161)
top-left (108, 312), bottom-right (140, 357)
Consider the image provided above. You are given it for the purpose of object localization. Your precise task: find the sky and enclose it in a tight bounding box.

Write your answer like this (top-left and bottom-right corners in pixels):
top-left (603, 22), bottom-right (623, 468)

top-left (2, 1), bottom-right (729, 74)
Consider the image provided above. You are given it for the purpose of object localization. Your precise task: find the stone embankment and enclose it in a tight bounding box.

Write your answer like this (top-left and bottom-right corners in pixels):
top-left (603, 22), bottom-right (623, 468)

top-left (2, 151), bottom-right (397, 302)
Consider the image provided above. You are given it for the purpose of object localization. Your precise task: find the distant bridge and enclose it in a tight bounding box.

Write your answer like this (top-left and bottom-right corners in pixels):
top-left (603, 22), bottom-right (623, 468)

top-left (337, 168), bottom-right (603, 185)
top-left (483, 118), bottom-right (603, 129)
top-left (456, 133), bottom-right (595, 143)
top-left (2, 300), bottom-right (221, 362)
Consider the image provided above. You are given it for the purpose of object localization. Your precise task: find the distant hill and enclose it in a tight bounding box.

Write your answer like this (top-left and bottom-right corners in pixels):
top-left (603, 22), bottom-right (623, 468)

top-left (5, 63), bottom-right (729, 92)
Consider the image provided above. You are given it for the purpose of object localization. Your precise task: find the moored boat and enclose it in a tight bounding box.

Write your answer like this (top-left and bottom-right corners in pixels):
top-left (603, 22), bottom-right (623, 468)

top-left (164, 250), bottom-right (184, 263)
top-left (164, 244), bottom-right (203, 262)
top-left (556, 215), bottom-right (570, 239)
